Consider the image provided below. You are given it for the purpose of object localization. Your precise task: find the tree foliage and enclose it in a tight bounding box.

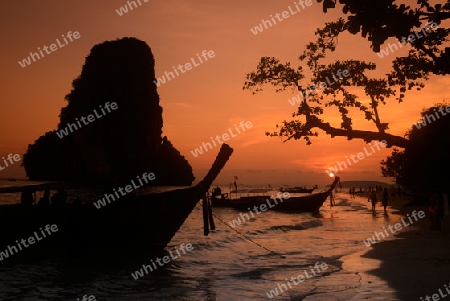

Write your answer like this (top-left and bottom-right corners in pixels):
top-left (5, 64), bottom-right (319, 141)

top-left (243, 1), bottom-right (449, 149)
top-left (317, 0), bottom-right (450, 79)
top-left (381, 104), bottom-right (450, 193)
top-left (244, 21), bottom-right (407, 147)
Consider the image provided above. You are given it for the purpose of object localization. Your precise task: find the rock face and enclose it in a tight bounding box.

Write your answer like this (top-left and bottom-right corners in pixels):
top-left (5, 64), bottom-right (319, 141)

top-left (23, 37), bottom-right (194, 185)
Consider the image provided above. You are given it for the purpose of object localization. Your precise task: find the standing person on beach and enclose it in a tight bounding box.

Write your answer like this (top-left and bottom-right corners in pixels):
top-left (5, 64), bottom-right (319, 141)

top-left (428, 191), bottom-right (442, 230)
top-left (382, 188), bottom-right (389, 212)
top-left (369, 190), bottom-right (377, 211)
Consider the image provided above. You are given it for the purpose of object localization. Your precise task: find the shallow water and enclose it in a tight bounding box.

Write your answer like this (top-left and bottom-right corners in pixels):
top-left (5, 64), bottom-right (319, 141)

top-left (0, 181), bottom-right (407, 300)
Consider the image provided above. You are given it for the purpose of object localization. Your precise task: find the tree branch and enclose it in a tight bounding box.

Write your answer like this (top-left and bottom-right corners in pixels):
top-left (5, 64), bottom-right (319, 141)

top-left (283, 117), bottom-right (410, 148)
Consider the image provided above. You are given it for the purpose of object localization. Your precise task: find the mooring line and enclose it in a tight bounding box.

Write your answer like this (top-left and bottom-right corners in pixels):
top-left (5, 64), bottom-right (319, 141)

top-left (199, 200), bottom-right (285, 258)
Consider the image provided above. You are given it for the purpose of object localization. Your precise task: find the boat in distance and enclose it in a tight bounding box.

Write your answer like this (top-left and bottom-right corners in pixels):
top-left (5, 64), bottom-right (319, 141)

top-left (210, 177), bottom-right (340, 212)
top-left (279, 186), bottom-right (316, 194)
top-left (0, 144), bottom-right (233, 260)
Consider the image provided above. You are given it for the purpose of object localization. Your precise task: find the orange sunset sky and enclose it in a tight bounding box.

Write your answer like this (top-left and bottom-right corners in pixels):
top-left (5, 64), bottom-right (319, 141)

top-left (1, 1), bottom-right (449, 186)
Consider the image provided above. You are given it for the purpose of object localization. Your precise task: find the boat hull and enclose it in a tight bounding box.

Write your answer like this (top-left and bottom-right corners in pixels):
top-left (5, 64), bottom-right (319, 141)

top-left (279, 187), bottom-right (315, 194)
top-left (0, 144), bottom-right (234, 260)
top-left (211, 192), bottom-right (330, 212)
top-left (0, 187), bottom-right (203, 259)
top-left (211, 177), bottom-right (340, 213)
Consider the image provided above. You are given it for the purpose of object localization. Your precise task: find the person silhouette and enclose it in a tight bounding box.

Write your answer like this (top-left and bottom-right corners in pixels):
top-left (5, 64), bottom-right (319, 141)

top-left (38, 189), bottom-right (50, 206)
top-left (428, 191), bottom-right (442, 230)
top-left (369, 190), bottom-right (377, 211)
top-left (21, 187), bottom-right (34, 206)
top-left (382, 188), bottom-right (389, 212)
top-left (51, 187), bottom-right (68, 206)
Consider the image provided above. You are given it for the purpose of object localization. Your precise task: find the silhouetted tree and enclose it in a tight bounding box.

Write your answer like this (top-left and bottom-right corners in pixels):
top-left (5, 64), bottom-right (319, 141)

top-left (381, 104), bottom-right (450, 194)
top-left (317, 0), bottom-right (450, 75)
top-left (244, 1), bottom-right (449, 148)
top-left (23, 131), bottom-right (65, 180)
top-left (23, 37), bottom-right (194, 185)
top-left (245, 0), bottom-right (450, 149)
top-left (244, 21), bottom-right (408, 147)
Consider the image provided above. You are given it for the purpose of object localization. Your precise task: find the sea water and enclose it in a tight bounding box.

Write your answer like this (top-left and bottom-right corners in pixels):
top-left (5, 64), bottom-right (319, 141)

top-left (0, 181), bottom-right (406, 300)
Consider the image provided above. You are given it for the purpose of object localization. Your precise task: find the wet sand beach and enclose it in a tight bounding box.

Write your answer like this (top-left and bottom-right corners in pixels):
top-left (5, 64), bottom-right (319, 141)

top-left (342, 198), bottom-right (450, 301)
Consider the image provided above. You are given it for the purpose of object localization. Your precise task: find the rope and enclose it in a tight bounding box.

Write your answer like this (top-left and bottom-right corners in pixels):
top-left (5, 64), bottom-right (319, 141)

top-left (199, 200), bottom-right (285, 258)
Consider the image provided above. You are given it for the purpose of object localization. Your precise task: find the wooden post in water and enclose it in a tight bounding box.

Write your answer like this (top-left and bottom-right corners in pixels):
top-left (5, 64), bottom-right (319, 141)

top-left (207, 197), bottom-right (216, 230)
top-left (202, 193), bottom-right (209, 236)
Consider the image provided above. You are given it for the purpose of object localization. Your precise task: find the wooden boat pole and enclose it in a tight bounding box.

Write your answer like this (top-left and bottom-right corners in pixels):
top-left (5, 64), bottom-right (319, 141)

top-left (197, 144), bottom-right (233, 193)
top-left (202, 193), bottom-right (209, 236)
top-left (207, 197), bottom-right (216, 230)
top-left (327, 176), bottom-right (340, 194)
top-left (197, 144), bottom-right (232, 236)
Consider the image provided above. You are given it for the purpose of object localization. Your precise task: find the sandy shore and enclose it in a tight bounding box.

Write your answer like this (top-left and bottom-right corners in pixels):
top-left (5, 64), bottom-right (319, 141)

top-left (342, 197), bottom-right (450, 300)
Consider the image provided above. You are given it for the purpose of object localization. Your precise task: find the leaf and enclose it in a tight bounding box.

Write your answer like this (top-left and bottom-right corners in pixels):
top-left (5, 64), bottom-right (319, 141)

top-left (323, 0), bottom-right (335, 13)
top-left (343, 5), bottom-right (348, 14)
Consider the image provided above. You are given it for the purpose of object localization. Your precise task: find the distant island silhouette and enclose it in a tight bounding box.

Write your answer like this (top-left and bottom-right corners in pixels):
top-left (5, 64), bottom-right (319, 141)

top-left (23, 37), bottom-right (194, 185)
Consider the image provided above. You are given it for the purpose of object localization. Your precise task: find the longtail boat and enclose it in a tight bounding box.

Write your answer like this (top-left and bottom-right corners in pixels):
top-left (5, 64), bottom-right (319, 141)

top-left (0, 144), bottom-right (233, 259)
top-left (211, 177), bottom-right (340, 212)
top-left (279, 187), bottom-right (315, 194)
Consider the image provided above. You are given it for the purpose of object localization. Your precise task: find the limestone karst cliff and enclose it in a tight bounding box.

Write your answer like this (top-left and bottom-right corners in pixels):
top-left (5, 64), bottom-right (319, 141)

top-left (23, 37), bottom-right (194, 185)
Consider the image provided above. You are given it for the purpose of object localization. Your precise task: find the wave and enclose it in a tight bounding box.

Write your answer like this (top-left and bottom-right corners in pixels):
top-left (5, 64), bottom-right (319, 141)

top-left (268, 220), bottom-right (323, 232)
